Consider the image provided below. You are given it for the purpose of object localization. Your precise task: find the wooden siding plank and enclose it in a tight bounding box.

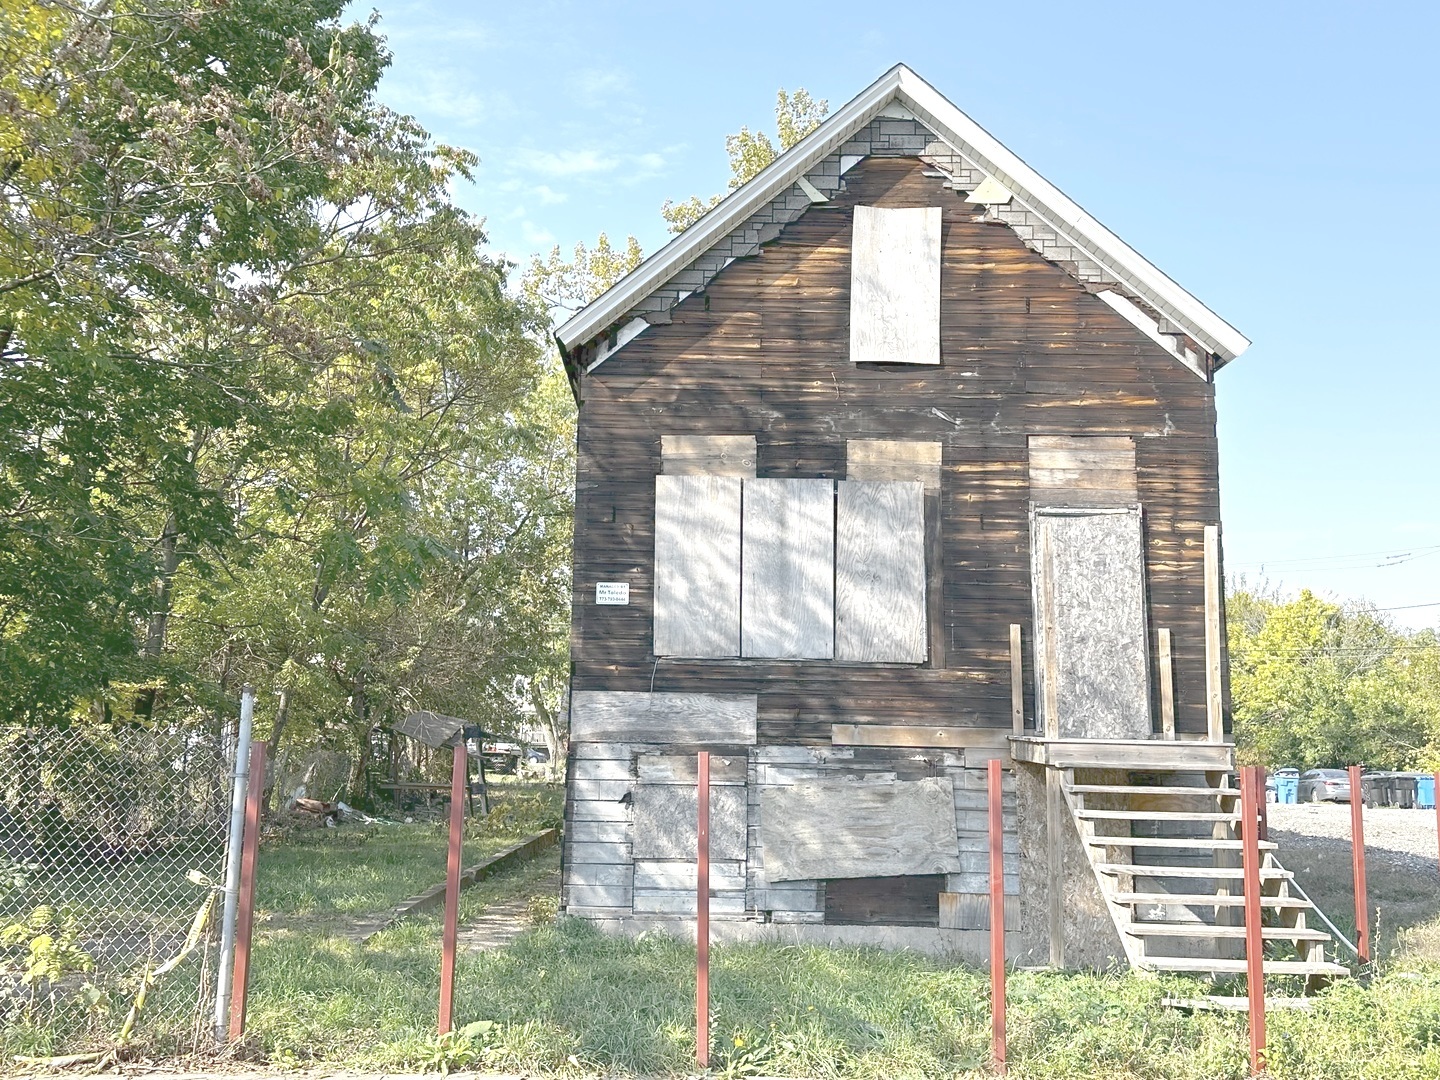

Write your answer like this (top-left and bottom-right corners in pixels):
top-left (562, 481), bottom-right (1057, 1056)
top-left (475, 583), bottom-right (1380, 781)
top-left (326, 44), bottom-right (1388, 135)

top-left (836, 481), bottom-right (927, 663)
top-left (759, 777), bottom-right (962, 881)
top-left (831, 724), bottom-right (1008, 749)
top-left (850, 205), bottom-right (942, 365)
top-left (654, 474), bottom-right (741, 657)
top-left (570, 691), bottom-right (757, 744)
top-left (741, 478), bottom-right (835, 659)
top-left (661, 434), bottom-right (756, 476)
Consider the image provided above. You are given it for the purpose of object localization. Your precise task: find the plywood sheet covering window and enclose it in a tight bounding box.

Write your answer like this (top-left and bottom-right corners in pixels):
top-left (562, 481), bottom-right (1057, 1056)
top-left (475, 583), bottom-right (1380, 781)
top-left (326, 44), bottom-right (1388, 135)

top-left (849, 205), bottom-right (942, 365)
top-left (1028, 435), bottom-right (1137, 507)
top-left (758, 776), bottom-right (962, 881)
top-left (741, 478), bottom-right (835, 659)
top-left (836, 481), bottom-right (927, 662)
top-left (1032, 509), bottom-right (1151, 740)
top-left (654, 475), bottom-right (741, 657)
top-left (846, 439), bottom-right (942, 492)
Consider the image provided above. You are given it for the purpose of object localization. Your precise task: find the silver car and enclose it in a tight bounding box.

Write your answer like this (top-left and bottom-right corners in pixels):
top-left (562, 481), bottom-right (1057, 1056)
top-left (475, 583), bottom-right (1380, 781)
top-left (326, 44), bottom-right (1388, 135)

top-left (1297, 768), bottom-right (1352, 803)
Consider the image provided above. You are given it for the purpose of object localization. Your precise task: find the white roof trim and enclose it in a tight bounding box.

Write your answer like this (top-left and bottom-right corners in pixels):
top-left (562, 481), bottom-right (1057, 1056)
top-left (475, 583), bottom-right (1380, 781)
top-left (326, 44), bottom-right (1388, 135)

top-left (557, 64), bottom-right (1250, 366)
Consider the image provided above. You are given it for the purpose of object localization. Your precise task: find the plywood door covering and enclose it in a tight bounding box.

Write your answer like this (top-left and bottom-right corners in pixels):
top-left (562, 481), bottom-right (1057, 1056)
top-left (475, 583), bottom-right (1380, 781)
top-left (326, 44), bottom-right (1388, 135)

top-left (1032, 509), bottom-right (1152, 740)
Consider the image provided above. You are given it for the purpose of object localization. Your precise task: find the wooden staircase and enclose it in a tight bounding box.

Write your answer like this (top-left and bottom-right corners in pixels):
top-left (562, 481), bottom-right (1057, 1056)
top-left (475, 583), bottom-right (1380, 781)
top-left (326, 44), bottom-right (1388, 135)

top-left (1061, 769), bottom-right (1350, 981)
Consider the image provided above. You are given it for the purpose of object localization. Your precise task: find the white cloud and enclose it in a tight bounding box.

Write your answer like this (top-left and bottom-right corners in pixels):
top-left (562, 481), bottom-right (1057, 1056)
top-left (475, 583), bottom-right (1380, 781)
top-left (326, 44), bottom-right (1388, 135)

top-left (512, 147), bottom-right (621, 177)
top-left (532, 184), bottom-right (568, 205)
top-left (521, 220), bottom-right (557, 248)
top-left (568, 67), bottom-right (634, 103)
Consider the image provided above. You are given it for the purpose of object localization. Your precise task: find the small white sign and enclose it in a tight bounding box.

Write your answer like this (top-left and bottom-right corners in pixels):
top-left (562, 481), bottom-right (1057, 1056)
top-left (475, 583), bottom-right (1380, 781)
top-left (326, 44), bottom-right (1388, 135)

top-left (595, 582), bottom-right (630, 605)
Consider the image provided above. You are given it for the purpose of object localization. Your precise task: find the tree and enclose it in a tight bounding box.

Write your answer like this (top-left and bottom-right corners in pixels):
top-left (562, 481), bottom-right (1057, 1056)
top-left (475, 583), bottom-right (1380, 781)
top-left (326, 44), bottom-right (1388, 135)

top-left (661, 88), bottom-right (828, 233)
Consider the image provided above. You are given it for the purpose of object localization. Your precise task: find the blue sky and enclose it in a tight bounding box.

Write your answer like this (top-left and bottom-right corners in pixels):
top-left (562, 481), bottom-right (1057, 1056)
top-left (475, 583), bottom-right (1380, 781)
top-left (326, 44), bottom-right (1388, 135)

top-left (361, 1), bottom-right (1440, 627)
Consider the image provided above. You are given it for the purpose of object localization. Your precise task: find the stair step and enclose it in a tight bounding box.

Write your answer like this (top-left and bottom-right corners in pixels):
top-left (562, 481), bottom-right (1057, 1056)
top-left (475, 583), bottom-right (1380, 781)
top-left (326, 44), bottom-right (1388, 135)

top-left (1067, 784), bottom-right (1240, 798)
top-left (1144, 956), bottom-right (1350, 977)
top-left (1126, 923), bottom-right (1331, 942)
top-left (1096, 864), bottom-right (1292, 881)
top-left (1085, 836), bottom-right (1276, 851)
top-left (1114, 892), bottom-right (1313, 909)
top-left (1076, 809), bottom-right (1239, 822)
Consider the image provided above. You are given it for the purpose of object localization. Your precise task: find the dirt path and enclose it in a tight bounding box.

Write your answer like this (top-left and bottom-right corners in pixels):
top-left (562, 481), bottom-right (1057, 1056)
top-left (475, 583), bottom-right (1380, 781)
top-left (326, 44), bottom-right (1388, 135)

top-left (457, 848), bottom-right (561, 951)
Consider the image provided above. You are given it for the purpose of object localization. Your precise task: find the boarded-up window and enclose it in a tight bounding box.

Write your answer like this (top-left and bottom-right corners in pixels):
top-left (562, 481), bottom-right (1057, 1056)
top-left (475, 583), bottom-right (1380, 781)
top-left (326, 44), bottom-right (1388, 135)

top-left (741, 478), bottom-right (835, 659)
top-left (1032, 508), bottom-right (1151, 739)
top-left (835, 481), bottom-right (927, 662)
top-left (849, 205), bottom-right (942, 365)
top-left (653, 475), bottom-right (741, 657)
top-left (1028, 435), bottom-right (1136, 507)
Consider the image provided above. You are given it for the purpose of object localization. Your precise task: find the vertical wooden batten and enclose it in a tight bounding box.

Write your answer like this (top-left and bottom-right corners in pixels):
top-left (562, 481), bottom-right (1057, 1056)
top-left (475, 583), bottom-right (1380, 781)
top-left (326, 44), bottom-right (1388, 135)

top-left (1009, 624), bottom-right (1024, 736)
top-left (1157, 628), bottom-right (1176, 740)
top-left (1204, 524), bottom-right (1224, 742)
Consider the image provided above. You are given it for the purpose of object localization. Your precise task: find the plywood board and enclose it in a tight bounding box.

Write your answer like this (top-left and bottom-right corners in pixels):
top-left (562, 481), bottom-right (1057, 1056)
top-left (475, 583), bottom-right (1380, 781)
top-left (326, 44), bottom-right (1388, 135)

top-left (741, 478), bottom-right (835, 659)
top-left (1032, 509), bottom-right (1151, 740)
top-left (835, 481), bottom-right (926, 663)
top-left (570, 691), bottom-right (757, 744)
top-left (759, 777), bottom-right (962, 881)
top-left (1027, 435), bottom-right (1136, 507)
top-left (661, 434), bottom-right (756, 476)
top-left (846, 440), bottom-right (942, 493)
top-left (849, 204), bottom-right (942, 365)
top-left (653, 474), bottom-right (741, 657)
top-left (632, 783), bottom-right (748, 860)
top-left (830, 725), bottom-right (1007, 749)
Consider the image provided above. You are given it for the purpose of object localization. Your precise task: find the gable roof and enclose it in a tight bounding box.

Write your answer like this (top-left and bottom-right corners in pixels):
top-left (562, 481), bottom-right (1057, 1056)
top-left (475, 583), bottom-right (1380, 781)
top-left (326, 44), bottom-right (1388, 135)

top-left (556, 64), bottom-right (1250, 373)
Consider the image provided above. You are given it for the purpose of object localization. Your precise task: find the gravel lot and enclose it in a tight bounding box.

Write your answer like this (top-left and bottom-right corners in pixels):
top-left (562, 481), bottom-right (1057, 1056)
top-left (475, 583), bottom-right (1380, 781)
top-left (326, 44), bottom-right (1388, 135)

top-left (1269, 801), bottom-right (1438, 865)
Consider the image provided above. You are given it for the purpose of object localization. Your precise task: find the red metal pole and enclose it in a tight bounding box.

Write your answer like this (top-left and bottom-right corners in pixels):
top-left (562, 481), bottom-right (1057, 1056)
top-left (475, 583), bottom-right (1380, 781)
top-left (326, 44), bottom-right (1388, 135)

top-left (1240, 765), bottom-right (1265, 1076)
top-left (227, 741), bottom-right (266, 1040)
top-left (1349, 764), bottom-right (1369, 961)
top-left (696, 751), bottom-right (710, 1070)
top-left (988, 758), bottom-right (1006, 1074)
top-left (438, 742), bottom-right (466, 1034)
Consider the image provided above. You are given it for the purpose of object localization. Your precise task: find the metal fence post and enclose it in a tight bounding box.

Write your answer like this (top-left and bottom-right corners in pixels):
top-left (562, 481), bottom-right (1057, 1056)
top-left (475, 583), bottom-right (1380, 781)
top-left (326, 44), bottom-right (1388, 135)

top-left (1240, 765), bottom-right (1266, 1076)
top-left (988, 758), bottom-right (1006, 1074)
top-left (1349, 765), bottom-right (1369, 961)
top-left (438, 742), bottom-right (467, 1034)
top-left (215, 685), bottom-right (255, 1042)
top-left (228, 741), bottom-right (266, 1039)
top-left (696, 750), bottom-right (711, 1071)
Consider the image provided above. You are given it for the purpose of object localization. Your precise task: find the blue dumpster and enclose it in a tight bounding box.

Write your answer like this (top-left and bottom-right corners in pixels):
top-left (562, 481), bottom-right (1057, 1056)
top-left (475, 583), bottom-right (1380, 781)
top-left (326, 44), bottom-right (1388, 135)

top-left (1276, 774), bottom-right (1299, 804)
top-left (1419, 774), bottom-right (1436, 810)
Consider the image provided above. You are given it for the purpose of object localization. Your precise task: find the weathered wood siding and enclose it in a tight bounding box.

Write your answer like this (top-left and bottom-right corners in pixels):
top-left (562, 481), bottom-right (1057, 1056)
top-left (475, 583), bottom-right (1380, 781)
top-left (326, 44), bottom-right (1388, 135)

top-left (570, 157), bottom-right (1224, 742)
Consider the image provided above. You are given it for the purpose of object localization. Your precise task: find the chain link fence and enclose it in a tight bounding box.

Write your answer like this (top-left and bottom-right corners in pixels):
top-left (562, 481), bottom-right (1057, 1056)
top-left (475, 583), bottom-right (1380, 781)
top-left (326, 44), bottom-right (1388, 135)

top-left (0, 726), bottom-right (232, 1057)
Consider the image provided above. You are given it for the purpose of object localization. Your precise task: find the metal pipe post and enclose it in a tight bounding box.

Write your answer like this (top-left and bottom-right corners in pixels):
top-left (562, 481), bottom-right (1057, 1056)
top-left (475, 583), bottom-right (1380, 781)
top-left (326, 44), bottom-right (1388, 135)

top-left (228, 741), bottom-right (267, 1039)
top-left (988, 758), bottom-right (1006, 1074)
top-left (214, 685), bottom-right (255, 1042)
top-left (1349, 765), bottom-right (1369, 961)
top-left (1240, 766), bottom-right (1266, 1076)
top-left (696, 750), bottom-right (710, 1070)
top-left (438, 742), bottom-right (466, 1033)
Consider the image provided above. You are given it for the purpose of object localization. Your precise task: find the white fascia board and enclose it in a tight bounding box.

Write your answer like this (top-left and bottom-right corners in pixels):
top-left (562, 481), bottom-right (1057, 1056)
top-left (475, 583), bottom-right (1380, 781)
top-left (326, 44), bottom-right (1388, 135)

top-left (1094, 290), bottom-right (1207, 380)
top-left (556, 66), bottom-right (908, 353)
top-left (892, 68), bottom-right (1250, 361)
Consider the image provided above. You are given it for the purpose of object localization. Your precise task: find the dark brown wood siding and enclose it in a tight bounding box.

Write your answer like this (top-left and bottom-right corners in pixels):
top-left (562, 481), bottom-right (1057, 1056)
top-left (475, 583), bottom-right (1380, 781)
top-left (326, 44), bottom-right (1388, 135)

top-left (571, 158), bottom-right (1224, 741)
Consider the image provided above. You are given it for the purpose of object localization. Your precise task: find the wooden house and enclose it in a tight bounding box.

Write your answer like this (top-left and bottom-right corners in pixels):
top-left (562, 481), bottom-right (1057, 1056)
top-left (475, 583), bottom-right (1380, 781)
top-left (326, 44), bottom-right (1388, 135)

top-left (553, 65), bottom-right (1345, 978)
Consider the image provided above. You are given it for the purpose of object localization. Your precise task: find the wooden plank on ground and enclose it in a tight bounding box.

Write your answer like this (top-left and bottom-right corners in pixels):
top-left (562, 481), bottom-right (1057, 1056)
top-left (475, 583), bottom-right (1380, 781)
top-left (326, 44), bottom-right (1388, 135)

top-left (850, 204), bottom-right (942, 365)
top-left (759, 777), bottom-right (961, 881)
top-left (654, 474), bottom-right (741, 657)
top-left (661, 434), bottom-right (756, 476)
top-left (835, 480), bottom-right (926, 663)
top-left (742, 478), bottom-right (835, 659)
top-left (570, 691), bottom-right (757, 744)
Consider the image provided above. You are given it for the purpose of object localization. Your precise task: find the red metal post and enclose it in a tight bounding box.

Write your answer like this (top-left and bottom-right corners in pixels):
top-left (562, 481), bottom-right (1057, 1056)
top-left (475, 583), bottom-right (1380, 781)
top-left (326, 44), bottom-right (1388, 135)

top-left (988, 758), bottom-right (1006, 1074)
top-left (696, 751), bottom-right (710, 1070)
top-left (1256, 764), bottom-right (1268, 842)
top-left (227, 741), bottom-right (266, 1040)
top-left (1349, 764), bottom-right (1369, 961)
top-left (1240, 765), bottom-right (1266, 1076)
top-left (438, 742), bottom-right (466, 1034)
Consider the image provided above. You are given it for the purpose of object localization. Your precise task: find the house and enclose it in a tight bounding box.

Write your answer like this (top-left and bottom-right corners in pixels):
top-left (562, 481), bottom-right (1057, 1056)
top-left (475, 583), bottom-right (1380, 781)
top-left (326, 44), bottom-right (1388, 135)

top-left (553, 65), bottom-right (1345, 977)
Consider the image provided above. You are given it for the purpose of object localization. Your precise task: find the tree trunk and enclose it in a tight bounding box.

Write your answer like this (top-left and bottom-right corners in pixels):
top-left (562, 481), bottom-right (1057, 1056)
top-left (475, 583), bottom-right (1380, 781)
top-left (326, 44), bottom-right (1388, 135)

top-left (135, 512), bottom-right (180, 720)
top-left (348, 670), bottom-right (371, 804)
top-left (262, 685), bottom-right (294, 810)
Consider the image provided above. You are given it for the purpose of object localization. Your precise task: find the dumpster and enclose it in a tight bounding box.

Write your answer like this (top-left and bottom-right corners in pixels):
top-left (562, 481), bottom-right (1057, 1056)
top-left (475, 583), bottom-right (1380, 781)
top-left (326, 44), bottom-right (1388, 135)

top-left (1276, 773), bottom-right (1299, 804)
top-left (1416, 774), bottom-right (1435, 810)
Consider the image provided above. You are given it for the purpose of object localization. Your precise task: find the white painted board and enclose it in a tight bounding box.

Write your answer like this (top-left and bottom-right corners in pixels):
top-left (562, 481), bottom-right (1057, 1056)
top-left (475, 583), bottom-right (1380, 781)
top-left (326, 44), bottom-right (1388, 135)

top-left (570, 691), bottom-right (758, 745)
top-left (741, 478), bottom-right (835, 659)
top-left (654, 475), bottom-right (741, 657)
top-left (849, 205), bottom-right (942, 365)
top-left (835, 481), bottom-right (927, 663)
top-left (759, 777), bottom-right (962, 881)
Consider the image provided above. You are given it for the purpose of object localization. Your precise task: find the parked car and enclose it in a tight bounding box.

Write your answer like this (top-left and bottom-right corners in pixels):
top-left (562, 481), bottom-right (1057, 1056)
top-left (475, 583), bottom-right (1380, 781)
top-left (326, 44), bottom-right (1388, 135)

top-left (1297, 768), bottom-right (1351, 803)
